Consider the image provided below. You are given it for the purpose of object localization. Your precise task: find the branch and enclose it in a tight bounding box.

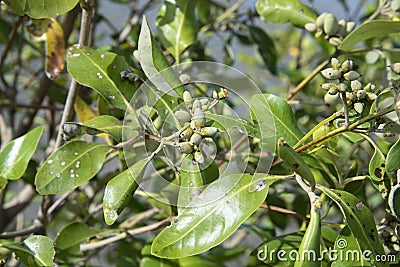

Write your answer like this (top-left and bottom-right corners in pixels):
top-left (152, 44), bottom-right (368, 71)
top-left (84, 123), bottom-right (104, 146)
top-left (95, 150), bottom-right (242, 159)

top-left (0, 223), bottom-right (43, 239)
top-left (80, 218), bottom-right (171, 252)
top-left (260, 203), bottom-right (308, 221)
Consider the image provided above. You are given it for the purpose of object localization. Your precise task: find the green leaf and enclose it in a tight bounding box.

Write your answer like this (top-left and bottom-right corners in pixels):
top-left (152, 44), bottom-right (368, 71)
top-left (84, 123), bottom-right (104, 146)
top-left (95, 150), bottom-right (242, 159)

top-left (157, 0), bottom-right (198, 60)
top-left (2, 235), bottom-right (55, 267)
top-left (339, 20), bottom-right (400, 51)
top-left (0, 177), bottom-right (7, 194)
top-left (151, 173), bottom-right (269, 258)
top-left (386, 137), bottom-right (400, 173)
top-left (54, 222), bottom-right (98, 263)
top-left (67, 46), bottom-right (132, 110)
top-left (0, 126), bottom-right (44, 180)
top-left (389, 184), bottom-right (400, 219)
top-left (278, 138), bottom-right (315, 190)
top-left (366, 136), bottom-right (387, 194)
top-left (103, 159), bottom-right (149, 225)
top-left (252, 232), bottom-right (304, 266)
top-left (138, 16), bottom-right (184, 96)
top-left (251, 94), bottom-right (303, 146)
top-left (318, 186), bottom-right (387, 266)
top-left (177, 154), bottom-right (204, 213)
top-left (84, 115), bottom-right (123, 142)
top-left (141, 244), bottom-right (180, 267)
top-left (256, 0), bottom-right (317, 27)
top-left (248, 25), bottom-right (277, 75)
top-left (4, 0), bottom-right (79, 18)
top-left (294, 195), bottom-right (320, 267)
top-left (35, 141), bottom-right (110, 194)
top-left (206, 113), bottom-right (261, 138)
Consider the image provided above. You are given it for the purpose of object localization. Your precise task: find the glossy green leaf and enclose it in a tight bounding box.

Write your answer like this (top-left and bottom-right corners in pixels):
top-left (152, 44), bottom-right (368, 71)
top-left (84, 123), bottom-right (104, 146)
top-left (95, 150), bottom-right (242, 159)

top-left (103, 159), bottom-right (149, 225)
top-left (251, 94), bottom-right (303, 146)
top-left (386, 137), bottom-right (400, 173)
top-left (54, 222), bottom-right (98, 263)
top-left (138, 16), bottom-right (184, 96)
top-left (389, 183), bottom-right (400, 219)
top-left (0, 126), bottom-right (44, 180)
top-left (0, 177), bottom-right (7, 194)
top-left (141, 244), bottom-right (179, 267)
top-left (249, 25), bottom-right (277, 75)
top-left (4, 0), bottom-right (79, 18)
top-left (2, 235), bottom-right (55, 266)
top-left (278, 138), bottom-right (315, 190)
top-left (67, 46), bottom-right (132, 110)
top-left (294, 195), bottom-right (320, 267)
top-left (35, 141), bottom-right (110, 194)
top-left (178, 154), bottom-right (204, 213)
top-left (151, 173), bottom-right (269, 258)
top-left (367, 136), bottom-right (387, 193)
top-left (206, 113), bottom-right (261, 138)
top-left (157, 0), bottom-right (198, 59)
top-left (84, 115), bottom-right (123, 142)
top-left (318, 186), bottom-right (387, 266)
top-left (256, 0), bottom-right (317, 27)
top-left (339, 20), bottom-right (400, 51)
top-left (331, 226), bottom-right (369, 266)
top-left (252, 232), bottom-right (304, 266)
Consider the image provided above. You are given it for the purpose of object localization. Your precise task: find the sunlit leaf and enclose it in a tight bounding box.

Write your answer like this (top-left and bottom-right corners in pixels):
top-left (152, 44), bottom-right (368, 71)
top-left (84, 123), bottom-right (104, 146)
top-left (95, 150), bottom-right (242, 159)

top-left (386, 137), bottom-right (400, 173)
top-left (4, 0), bottom-right (79, 18)
top-left (35, 141), bottom-right (110, 194)
top-left (206, 113), bottom-right (261, 139)
top-left (318, 186), bottom-right (387, 266)
top-left (67, 46), bottom-right (132, 110)
top-left (138, 16), bottom-right (184, 96)
top-left (1, 235), bottom-right (55, 267)
top-left (256, 0), bottom-right (317, 27)
top-left (294, 195), bottom-right (320, 267)
top-left (151, 173), bottom-right (269, 258)
top-left (103, 159), bottom-right (149, 225)
top-left (0, 126), bottom-right (44, 180)
top-left (251, 94), bottom-right (302, 146)
top-left (157, 0), bottom-right (198, 60)
top-left (339, 20), bottom-right (400, 51)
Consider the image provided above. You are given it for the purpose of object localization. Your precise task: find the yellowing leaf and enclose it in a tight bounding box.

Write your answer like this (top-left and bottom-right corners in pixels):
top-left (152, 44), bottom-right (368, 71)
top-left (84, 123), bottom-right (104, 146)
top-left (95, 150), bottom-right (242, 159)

top-left (27, 18), bottom-right (65, 79)
top-left (74, 96), bottom-right (112, 145)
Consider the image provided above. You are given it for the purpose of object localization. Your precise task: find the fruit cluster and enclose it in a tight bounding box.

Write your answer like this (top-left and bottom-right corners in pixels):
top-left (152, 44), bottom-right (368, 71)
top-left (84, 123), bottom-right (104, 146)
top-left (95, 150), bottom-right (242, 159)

top-left (320, 58), bottom-right (378, 113)
top-left (305, 12), bottom-right (355, 46)
top-left (174, 91), bottom-right (219, 164)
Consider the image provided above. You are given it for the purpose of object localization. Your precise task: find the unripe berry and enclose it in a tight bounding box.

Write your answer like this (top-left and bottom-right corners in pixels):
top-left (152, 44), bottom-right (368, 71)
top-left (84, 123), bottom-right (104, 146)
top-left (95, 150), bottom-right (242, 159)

top-left (316, 12), bottom-right (328, 28)
top-left (351, 80), bottom-right (362, 92)
top-left (390, 63), bottom-right (400, 74)
top-left (331, 58), bottom-right (340, 69)
top-left (201, 127), bottom-right (219, 136)
top-left (341, 59), bottom-right (354, 72)
top-left (174, 110), bottom-right (191, 125)
top-left (328, 86), bottom-right (338, 95)
top-left (321, 83), bottom-right (335, 90)
top-left (346, 22), bottom-right (355, 33)
top-left (321, 68), bottom-right (342, 79)
top-left (356, 89), bottom-right (366, 100)
top-left (354, 102), bottom-right (364, 113)
top-left (343, 70), bottom-right (360, 81)
top-left (192, 108), bottom-right (206, 128)
top-left (180, 128), bottom-right (193, 141)
top-left (190, 132), bottom-right (202, 145)
top-left (178, 142), bottom-right (194, 154)
top-left (337, 83), bottom-right (348, 92)
top-left (367, 92), bottom-right (377, 101)
top-left (323, 13), bottom-right (339, 36)
top-left (183, 91), bottom-right (192, 103)
top-left (305, 23), bottom-right (317, 32)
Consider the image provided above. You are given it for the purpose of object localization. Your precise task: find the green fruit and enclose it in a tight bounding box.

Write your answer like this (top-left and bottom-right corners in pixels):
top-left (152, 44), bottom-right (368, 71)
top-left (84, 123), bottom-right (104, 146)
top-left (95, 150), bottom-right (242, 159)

top-left (192, 99), bottom-right (202, 112)
top-left (305, 23), bottom-right (317, 32)
top-left (321, 68), bottom-right (341, 80)
top-left (328, 86), bottom-right (338, 95)
top-left (201, 127), bottom-right (219, 137)
top-left (316, 12), bottom-right (328, 28)
top-left (323, 13), bottom-right (339, 36)
top-left (183, 91), bottom-right (192, 103)
top-left (178, 142), bottom-right (194, 154)
top-left (340, 59), bottom-right (353, 72)
top-left (331, 58), bottom-right (340, 69)
top-left (346, 22), bottom-right (355, 33)
top-left (174, 110), bottom-right (191, 125)
top-left (190, 132), bottom-right (202, 145)
top-left (321, 83), bottom-right (335, 91)
top-left (194, 150), bottom-right (205, 164)
top-left (356, 89), bottom-right (366, 100)
top-left (390, 63), bottom-right (400, 74)
top-left (180, 128), bottom-right (193, 141)
top-left (337, 83), bottom-right (347, 92)
top-left (354, 102), bottom-right (364, 113)
top-left (350, 80), bottom-right (362, 92)
top-left (343, 70), bottom-right (360, 81)
top-left (193, 108), bottom-right (206, 128)
top-left (367, 92), bottom-right (377, 101)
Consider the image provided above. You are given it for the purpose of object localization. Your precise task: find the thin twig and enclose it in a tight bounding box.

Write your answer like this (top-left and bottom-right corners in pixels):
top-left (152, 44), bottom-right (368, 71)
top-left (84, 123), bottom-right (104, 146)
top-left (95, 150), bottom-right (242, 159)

top-left (0, 224), bottom-right (43, 239)
top-left (260, 203), bottom-right (308, 221)
top-left (54, 1), bottom-right (94, 149)
top-left (80, 218), bottom-right (171, 252)
top-left (286, 58), bottom-right (330, 101)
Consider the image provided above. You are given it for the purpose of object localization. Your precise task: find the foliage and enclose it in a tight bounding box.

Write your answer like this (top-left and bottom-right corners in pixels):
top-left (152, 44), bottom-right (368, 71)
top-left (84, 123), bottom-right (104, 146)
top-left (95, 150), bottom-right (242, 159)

top-left (0, 0), bottom-right (400, 266)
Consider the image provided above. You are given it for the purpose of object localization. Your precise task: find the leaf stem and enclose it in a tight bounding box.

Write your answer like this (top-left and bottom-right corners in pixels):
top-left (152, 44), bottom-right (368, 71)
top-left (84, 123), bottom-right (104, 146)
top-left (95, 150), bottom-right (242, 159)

top-left (286, 58), bottom-right (330, 101)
